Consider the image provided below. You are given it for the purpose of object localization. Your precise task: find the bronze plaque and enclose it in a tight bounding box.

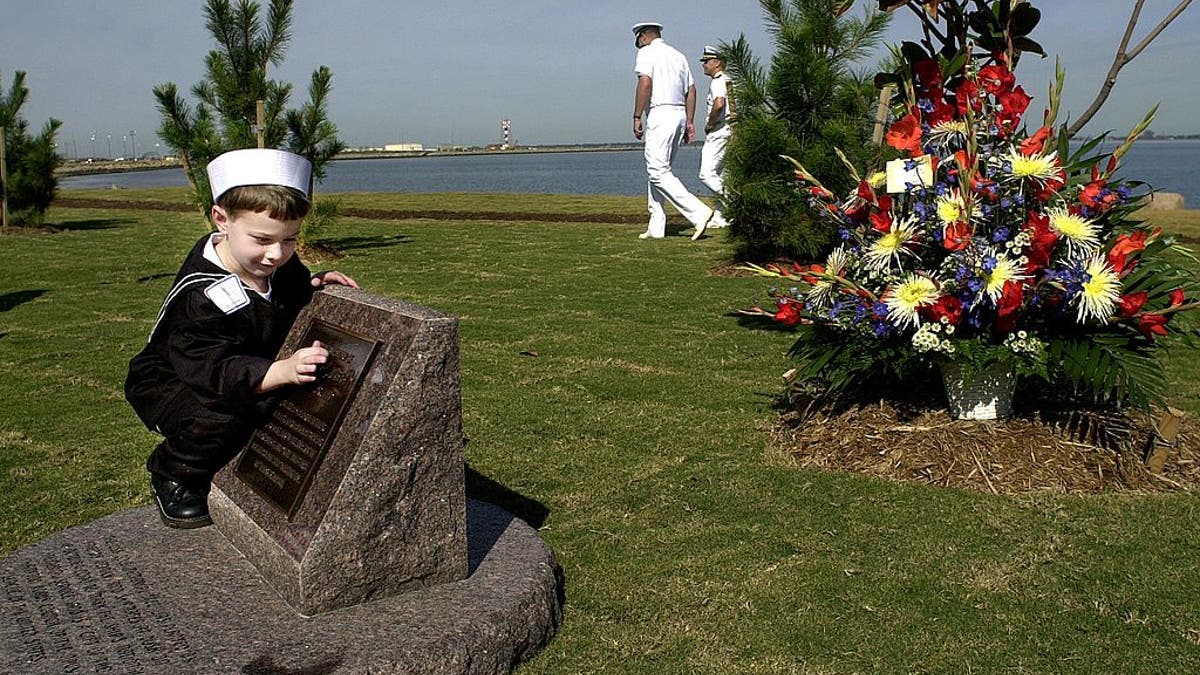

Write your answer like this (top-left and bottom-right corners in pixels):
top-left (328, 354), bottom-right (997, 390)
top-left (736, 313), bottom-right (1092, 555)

top-left (234, 319), bottom-right (381, 519)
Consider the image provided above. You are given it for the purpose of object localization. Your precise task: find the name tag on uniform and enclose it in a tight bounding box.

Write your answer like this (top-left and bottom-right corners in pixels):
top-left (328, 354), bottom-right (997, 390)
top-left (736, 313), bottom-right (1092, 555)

top-left (204, 275), bottom-right (250, 314)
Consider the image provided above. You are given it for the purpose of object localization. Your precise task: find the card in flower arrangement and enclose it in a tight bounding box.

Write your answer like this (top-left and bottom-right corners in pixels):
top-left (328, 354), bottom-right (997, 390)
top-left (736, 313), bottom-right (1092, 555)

top-left (885, 155), bottom-right (934, 194)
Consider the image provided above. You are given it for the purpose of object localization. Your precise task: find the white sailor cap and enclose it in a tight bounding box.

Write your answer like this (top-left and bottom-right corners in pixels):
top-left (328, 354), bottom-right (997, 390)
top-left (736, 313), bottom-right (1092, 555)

top-left (700, 45), bottom-right (721, 60)
top-left (206, 148), bottom-right (312, 202)
top-left (631, 22), bottom-right (663, 34)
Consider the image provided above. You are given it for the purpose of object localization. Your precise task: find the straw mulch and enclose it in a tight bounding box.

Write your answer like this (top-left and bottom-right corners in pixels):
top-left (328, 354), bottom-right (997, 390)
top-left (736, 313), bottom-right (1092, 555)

top-left (770, 398), bottom-right (1198, 495)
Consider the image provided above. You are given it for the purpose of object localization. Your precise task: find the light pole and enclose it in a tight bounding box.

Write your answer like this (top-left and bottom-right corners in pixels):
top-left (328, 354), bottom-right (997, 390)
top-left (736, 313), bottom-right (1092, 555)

top-left (90, 131), bottom-right (96, 159)
top-left (122, 135), bottom-right (127, 157)
top-left (130, 130), bottom-right (136, 159)
top-left (107, 134), bottom-right (112, 158)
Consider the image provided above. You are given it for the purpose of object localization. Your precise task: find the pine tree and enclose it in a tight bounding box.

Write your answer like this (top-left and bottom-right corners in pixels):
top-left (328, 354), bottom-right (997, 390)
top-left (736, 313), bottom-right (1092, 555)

top-left (153, 0), bottom-right (345, 230)
top-left (0, 70), bottom-right (62, 229)
top-left (720, 0), bottom-right (890, 261)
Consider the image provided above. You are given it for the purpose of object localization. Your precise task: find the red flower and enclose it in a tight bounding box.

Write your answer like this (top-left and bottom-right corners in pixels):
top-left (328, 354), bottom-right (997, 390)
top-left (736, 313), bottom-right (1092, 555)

top-left (1118, 291), bottom-right (1148, 317)
top-left (773, 300), bottom-right (804, 327)
top-left (942, 221), bottom-right (972, 251)
top-left (954, 79), bottom-right (981, 116)
top-left (920, 295), bottom-right (964, 326)
top-left (801, 264), bottom-right (825, 286)
top-left (1106, 230), bottom-right (1150, 275)
top-left (913, 59), bottom-right (944, 95)
top-left (995, 281), bottom-right (1025, 333)
top-left (1079, 179), bottom-right (1110, 211)
top-left (805, 183), bottom-right (833, 200)
top-left (1032, 169), bottom-right (1066, 202)
top-left (856, 180), bottom-right (876, 203)
top-left (1169, 288), bottom-right (1186, 306)
top-left (977, 64), bottom-right (1015, 95)
top-left (870, 207), bottom-right (893, 233)
top-left (1137, 313), bottom-right (1169, 339)
top-left (885, 111), bottom-right (923, 156)
top-left (1024, 210), bottom-right (1058, 273)
top-left (925, 98), bottom-right (957, 127)
top-left (843, 199), bottom-right (871, 223)
top-left (996, 86), bottom-right (1032, 136)
top-left (1019, 126), bottom-right (1052, 156)
top-left (970, 175), bottom-right (998, 201)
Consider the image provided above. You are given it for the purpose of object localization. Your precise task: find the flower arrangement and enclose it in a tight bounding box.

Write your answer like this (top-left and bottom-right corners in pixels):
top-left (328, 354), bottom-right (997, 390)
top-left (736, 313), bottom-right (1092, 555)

top-left (743, 3), bottom-right (1199, 413)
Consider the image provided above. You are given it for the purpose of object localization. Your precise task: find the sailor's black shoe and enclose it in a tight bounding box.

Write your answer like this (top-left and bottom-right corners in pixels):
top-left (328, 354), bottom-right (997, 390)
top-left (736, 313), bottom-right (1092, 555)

top-left (149, 473), bottom-right (212, 529)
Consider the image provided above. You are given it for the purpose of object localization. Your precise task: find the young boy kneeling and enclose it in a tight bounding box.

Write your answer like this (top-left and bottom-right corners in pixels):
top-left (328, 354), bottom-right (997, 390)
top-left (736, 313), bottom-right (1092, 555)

top-left (125, 148), bottom-right (357, 529)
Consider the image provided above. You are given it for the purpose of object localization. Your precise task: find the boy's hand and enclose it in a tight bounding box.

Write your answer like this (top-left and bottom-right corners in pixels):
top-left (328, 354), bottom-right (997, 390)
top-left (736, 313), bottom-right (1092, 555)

top-left (311, 271), bottom-right (360, 289)
top-left (257, 340), bottom-right (328, 393)
top-left (288, 340), bottom-right (329, 384)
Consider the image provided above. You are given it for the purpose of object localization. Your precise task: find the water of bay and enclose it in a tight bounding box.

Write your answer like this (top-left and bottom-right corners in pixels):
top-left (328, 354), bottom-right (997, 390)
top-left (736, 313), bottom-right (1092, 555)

top-left (61, 140), bottom-right (1200, 207)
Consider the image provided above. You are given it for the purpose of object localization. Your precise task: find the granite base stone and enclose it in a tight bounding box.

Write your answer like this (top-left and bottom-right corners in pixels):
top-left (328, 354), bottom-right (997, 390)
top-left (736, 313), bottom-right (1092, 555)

top-left (0, 499), bottom-right (563, 675)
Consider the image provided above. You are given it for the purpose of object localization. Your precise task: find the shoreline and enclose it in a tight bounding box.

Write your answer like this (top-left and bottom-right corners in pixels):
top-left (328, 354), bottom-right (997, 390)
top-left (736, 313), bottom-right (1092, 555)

top-left (54, 145), bottom-right (643, 177)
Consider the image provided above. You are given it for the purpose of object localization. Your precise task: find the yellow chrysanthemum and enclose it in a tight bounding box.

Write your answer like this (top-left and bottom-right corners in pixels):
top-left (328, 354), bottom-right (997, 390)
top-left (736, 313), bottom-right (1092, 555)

top-left (936, 192), bottom-right (966, 226)
top-left (1007, 149), bottom-right (1060, 183)
top-left (1076, 256), bottom-right (1121, 323)
top-left (885, 274), bottom-right (939, 330)
top-left (983, 254), bottom-right (1028, 302)
top-left (864, 218), bottom-right (919, 270)
top-left (867, 171), bottom-right (887, 189)
top-left (1048, 206), bottom-right (1100, 258)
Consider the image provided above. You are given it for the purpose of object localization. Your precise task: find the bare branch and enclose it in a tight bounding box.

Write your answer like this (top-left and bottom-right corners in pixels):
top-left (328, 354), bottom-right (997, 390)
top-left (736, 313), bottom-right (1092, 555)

top-left (1127, 0), bottom-right (1192, 61)
top-left (1068, 0), bottom-right (1191, 138)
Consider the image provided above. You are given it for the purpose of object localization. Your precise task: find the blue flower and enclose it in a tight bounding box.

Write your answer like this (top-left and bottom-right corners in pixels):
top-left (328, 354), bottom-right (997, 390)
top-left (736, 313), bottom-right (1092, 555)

top-left (991, 226), bottom-right (1010, 243)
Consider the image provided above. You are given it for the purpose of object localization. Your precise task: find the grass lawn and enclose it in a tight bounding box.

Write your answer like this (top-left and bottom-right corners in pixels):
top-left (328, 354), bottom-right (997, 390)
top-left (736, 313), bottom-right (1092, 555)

top-left (3, 191), bottom-right (1200, 673)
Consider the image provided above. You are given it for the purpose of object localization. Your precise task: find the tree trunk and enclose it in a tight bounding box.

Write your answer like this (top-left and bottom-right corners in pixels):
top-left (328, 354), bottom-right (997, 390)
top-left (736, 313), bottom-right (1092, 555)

top-left (1, 125), bottom-right (8, 229)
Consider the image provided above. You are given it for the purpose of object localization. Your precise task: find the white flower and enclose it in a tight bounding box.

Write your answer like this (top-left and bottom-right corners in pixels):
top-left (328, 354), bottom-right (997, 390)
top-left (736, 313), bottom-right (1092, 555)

top-left (983, 253), bottom-right (1029, 303)
top-left (863, 217), bottom-right (920, 271)
top-left (885, 274), bottom-right (939, 330)
top-left (806, 247), bottom-right (849, 309)
top-left (936, 191), bottom-right (967, 227)
top-left (927, 120), bottom-right (969, 148)
top-left (1075, 256), bottom-right (1121, 323)
top-left (1006, 149), bottom-right (1060, 184)
top-left (1048, 207), bottom-right (1100, 259)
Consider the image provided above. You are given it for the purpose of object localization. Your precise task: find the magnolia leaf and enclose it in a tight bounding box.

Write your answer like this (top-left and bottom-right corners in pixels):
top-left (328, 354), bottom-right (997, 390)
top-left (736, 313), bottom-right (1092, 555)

top-left (877, 0), bottom-right (909, 10)
top-left (1011, 36), bottom-right (1046, 57)
top-left (1009, 4), bottom-right (1041, 37)
top-left (968, 9), bottom-right (997, 36)
top-left (899, 41), bottom-right (929, 65)
top-left (874, 71), bottom-right (902, 88)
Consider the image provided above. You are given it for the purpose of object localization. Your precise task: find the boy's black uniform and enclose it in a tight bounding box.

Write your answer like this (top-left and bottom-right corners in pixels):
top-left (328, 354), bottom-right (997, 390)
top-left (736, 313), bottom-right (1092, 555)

top-left (126, 233), bottom-right (313, 497)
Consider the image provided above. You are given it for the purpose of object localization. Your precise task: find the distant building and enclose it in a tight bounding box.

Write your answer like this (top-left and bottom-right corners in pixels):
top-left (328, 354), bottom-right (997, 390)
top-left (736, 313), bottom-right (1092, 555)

top-left (384, 143), bottom-right (424, 152)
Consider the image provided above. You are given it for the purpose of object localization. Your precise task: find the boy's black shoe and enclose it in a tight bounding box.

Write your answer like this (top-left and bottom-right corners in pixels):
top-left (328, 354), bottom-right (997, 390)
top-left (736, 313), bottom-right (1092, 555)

top-left (149, 473), bottom-right (212, 529)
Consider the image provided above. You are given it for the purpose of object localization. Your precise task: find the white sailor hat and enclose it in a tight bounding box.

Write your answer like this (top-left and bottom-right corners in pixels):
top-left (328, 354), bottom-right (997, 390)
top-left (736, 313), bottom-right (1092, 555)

top-left (206, 148), bottom-right (312, 202)
top-left (631, 22), bottom-right (663, 34)
top-left (701, 45), bottom-right (721, 60)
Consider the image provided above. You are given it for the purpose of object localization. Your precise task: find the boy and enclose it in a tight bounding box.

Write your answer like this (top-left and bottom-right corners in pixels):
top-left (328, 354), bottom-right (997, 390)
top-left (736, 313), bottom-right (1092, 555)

top-left (125, 148), bottom-right (357, 529)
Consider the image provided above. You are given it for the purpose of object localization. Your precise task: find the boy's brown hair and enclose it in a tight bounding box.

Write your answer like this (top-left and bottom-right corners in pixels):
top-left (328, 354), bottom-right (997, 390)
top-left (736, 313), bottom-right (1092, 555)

top-left (216, 185), bottom-right (311, 221)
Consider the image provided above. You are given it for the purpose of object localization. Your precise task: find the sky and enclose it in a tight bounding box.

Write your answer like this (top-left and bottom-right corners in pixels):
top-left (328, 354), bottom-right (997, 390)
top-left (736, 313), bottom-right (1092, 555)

top-left (1, 1), bottom-right (1197, 157)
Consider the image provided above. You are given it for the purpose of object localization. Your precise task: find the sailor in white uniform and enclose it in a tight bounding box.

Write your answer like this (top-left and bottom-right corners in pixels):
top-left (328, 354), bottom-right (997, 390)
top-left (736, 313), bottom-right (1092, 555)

top-left (631, 22), bottom-right (721, 240)
top-left (698, 44), bottom-right (732, 238)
